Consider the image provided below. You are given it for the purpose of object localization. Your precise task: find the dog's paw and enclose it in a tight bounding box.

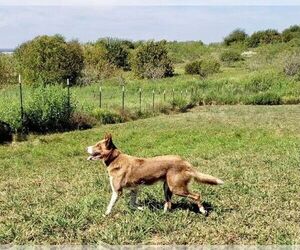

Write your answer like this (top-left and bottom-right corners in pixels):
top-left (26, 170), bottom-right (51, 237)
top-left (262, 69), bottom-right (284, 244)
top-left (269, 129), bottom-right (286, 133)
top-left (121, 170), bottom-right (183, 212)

top-left (199, 206), bottom-right (207, 215)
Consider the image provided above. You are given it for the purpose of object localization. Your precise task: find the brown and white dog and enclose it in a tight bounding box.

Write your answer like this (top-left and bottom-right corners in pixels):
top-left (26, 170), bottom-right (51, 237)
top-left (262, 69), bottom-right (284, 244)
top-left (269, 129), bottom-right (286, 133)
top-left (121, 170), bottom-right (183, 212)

top-left (87, 133), bottom-right (224, 215)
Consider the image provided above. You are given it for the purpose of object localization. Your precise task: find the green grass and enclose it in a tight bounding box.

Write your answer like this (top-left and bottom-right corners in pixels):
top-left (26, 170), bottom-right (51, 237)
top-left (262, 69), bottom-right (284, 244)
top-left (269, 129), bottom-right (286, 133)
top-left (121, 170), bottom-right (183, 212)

top-left (1, 105), bottom-right (300, 244)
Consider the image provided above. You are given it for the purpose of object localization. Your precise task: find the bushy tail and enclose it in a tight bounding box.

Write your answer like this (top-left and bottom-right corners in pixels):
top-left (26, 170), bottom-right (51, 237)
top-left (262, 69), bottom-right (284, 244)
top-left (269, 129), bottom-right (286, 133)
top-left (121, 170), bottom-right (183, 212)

top-left (190, 170), bottom-right (224, 185)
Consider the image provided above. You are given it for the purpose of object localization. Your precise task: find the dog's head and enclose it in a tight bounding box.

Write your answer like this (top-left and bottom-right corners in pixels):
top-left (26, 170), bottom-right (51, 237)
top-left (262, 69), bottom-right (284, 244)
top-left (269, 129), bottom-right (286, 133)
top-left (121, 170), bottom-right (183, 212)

top-left (86, 133), bottom-right (116, 161)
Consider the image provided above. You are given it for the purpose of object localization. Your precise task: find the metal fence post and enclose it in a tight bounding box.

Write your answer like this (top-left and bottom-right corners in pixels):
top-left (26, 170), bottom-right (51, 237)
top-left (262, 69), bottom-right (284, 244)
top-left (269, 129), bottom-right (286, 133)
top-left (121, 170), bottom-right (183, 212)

top-left (152, 89), bottom-right (155, 113)
top-left (18, 74), bottom-right (24, 128)
top-left (122, 85), bottom-right (125, 111)
top-left (67, 78), bottom-right (70, 117)
top-left (172, 88), bottom-right (175, 108)
top-left (139, 88), bottom-right (142, 113)
top-left (99, 86), bottom-right (102, 108)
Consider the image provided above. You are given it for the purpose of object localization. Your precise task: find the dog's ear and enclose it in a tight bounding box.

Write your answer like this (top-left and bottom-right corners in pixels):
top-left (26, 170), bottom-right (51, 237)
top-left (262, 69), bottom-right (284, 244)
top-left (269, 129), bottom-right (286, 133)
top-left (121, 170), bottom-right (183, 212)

top-left (104, 133), bottom-right (112, 141)
top-left (104, 133), bottom-right (114, 148)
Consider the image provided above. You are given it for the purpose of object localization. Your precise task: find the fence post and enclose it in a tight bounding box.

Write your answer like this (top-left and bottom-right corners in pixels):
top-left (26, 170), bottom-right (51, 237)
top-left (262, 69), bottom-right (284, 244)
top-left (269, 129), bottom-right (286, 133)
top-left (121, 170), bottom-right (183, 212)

top-left (67, 78), bottom-right (70, 117)
top-left (18, 74), bottom-right (24, 128)
top-left (122, 85), bottom-right (125, 111)
top-left (163, 90), bottom-right (166, 102)
top-left (99, 86), bottom-right (102, 108)
top-left (152, 89), bottom-right (155, 113)
top-left (139, 88), bottom-right (142, 113)
top-left (172, 88), bottom-right (175, 108)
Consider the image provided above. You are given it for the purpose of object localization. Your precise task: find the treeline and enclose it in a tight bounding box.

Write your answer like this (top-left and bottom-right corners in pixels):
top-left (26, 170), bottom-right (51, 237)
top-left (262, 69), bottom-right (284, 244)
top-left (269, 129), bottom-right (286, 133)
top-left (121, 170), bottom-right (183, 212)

top-left (1, 24), bottom-right (300, 87)
top-left (0, 36), bottom-right (174, 86)
top-left (223, 25), bottom-right (300, 47)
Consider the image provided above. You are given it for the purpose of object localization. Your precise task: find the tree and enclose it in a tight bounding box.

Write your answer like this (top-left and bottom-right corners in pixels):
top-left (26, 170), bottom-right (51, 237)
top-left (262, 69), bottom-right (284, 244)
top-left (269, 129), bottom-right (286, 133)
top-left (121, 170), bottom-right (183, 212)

top-left (15, 35), bottom-right (84, 85)
top-left (96, 38), bottom-right (131, 70)
top-left (0, 54), bottom-right (16, 86)
top-left (282, 25), bottom-right (300, 42)
top-left (130, 41), bottom-right (174, 79)
top-left (224, 29), bottom-right (248, 46)
top-left (80, 42), bottom-right (118, 84)
top-left (247, 29), bottom-right (281, 48)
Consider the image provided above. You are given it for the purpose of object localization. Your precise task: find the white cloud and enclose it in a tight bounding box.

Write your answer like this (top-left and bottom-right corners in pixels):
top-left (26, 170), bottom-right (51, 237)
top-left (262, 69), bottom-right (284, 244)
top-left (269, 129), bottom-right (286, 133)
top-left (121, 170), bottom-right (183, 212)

top-left (1, 0), bottom-right (300, 5)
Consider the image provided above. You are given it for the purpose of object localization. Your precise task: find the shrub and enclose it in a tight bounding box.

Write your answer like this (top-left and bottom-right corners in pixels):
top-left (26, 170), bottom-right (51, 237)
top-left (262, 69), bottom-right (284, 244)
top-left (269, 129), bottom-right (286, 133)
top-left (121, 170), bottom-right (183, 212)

top-left (185, 59), bottom-right (220, 77)
top-left (200, 59), bottom-right (221, 76)
top-left (15, 35), bottom-right (84, 85)
top-left (283, 53), bottom-right (300, 77)
top-left (91, 108), bottom-right (124, 124)
top-left (220, 50), bottom-right (242, 65)
top-left (0, 54), bottom-right (16, 86)
top-left (224, 29), bottom-right (248, 46)
top-left (131, 41), bottom-right (174, 79)
top-left (171, 98), bottom-right (196, 112)
top-left (97, 38), bottom-right (131, 70)
top-left (69, 112), bottom-right (97, 130)
top-left (246, 93), bottom-right (282, 105)
top-left (80, 43), bottom-right (119, 85)
top-left (0, 121), bottom-right (13, 143)
top-left (247, 29), bottom-right (281, 48)
top-left (23, 85), bottom-right (76, 132)
top-left (282, 25), bottom-right (300, 42)
top-left (185, 61), bottom-right (201, 75)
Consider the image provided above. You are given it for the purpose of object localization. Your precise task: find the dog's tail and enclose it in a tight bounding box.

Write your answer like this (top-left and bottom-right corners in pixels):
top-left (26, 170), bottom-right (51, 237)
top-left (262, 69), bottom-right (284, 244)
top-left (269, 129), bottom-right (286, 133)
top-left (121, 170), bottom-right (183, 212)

top-left (190, 170), bottom-right (224, 185)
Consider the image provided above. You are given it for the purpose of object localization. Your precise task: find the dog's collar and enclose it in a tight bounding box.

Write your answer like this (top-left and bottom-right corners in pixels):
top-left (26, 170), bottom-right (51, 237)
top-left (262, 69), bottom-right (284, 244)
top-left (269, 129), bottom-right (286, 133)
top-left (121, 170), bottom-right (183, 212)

top-left (104, 149), bottom-right (120, 167)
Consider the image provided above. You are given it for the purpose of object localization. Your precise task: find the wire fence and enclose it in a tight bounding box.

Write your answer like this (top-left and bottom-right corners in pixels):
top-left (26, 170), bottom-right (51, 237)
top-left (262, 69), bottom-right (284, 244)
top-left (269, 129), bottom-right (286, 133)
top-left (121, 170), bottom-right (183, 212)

top-left (0, 75), bottom-right (199, 131)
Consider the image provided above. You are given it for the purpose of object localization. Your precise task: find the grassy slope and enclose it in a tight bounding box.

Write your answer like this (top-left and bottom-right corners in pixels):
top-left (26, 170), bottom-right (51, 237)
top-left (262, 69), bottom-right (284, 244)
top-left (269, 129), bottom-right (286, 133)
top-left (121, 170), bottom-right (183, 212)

top-left (1, 105), bottom-right (300, 244)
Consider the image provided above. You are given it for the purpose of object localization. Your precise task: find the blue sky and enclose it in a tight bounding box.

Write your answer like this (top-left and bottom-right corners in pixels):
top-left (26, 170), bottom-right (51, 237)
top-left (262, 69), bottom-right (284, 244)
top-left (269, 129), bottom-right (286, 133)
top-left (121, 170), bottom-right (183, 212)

top-left (0, 0), bottom-right (300, 48)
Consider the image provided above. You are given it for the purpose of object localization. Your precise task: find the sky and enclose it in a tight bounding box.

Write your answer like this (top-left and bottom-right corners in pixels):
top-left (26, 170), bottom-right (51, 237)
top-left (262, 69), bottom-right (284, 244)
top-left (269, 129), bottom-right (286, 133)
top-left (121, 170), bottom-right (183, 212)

top-left (0, 0), bottom-right (300, 48)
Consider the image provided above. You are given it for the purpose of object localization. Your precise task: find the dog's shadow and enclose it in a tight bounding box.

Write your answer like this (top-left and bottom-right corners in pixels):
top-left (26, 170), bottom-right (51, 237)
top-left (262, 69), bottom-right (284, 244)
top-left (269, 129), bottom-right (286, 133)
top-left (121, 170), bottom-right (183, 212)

top-left (140, 199), bottom-right (214, 215)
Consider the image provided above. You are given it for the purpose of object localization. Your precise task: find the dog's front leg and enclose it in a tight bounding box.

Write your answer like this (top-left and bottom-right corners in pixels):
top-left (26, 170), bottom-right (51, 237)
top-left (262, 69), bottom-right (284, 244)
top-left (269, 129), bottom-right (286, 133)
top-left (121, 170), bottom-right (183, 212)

top-left (105, 177), bottom-right (120, 215)
top-left (105, 190), bottom-right (119, 215)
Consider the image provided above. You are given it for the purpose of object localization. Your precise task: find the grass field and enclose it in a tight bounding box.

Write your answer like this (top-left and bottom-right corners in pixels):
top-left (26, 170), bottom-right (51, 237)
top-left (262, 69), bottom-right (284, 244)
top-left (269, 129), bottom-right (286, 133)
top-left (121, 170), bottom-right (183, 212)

top-left (1, 105), bottom-right (299, 245)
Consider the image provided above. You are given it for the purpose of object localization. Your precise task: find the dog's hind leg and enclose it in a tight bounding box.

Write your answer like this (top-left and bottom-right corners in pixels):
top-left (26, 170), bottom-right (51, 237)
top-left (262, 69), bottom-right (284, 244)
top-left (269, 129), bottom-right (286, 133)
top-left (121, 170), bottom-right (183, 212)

top-left (171, 185), bottom-right (207, 215)
top-left (130, 189), bottom-right (144, 210)
top-left (163, 181), bottom-right (173, 212)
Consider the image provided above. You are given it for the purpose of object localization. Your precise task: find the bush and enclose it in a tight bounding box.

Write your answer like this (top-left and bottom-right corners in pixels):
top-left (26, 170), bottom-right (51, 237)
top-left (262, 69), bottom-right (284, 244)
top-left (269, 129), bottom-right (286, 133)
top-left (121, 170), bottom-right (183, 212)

top-left (220, 50), bottom-right (242, 65)
top-left (171, 98), bottom-right (196, 112)
top-left (0, 121), bottom-right (13, 143)
top-left (0, 54), bottom-right (16, 86)
top-left (15, 35), bottom-right (84, 85)
top-left (247, 29), bottom-right (281, 48)
top-left (282, 25), bottom-right (300, 42)
top-left (80, 43), bottom-right (119, 85)
top-left (23, 86), bottom-right (76, 132)
top-left (131, 41), bottom-right (174, 79)
top-left (283, 53), bottom-right (300, 77)
top-left (246, 93), bottom-right (282, 105)
top-left (69, 112), bottom-right (97, 130)
top-left (224, 29), bottom-right (248, 46)
top-left (185, 61), bottom-right (201, 75)
top-left (185, 58), bottom-right (220, 77)
top-left (91, 108), bottom-right (124, 124)
top-left (97, 38), bottom-right (131, 70)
